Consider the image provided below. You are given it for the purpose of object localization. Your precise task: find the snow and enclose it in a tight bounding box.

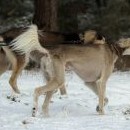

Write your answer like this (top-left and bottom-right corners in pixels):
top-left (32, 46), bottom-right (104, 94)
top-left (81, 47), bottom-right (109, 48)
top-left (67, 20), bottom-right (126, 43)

top-left (0, 70), bottom-right (130, 130)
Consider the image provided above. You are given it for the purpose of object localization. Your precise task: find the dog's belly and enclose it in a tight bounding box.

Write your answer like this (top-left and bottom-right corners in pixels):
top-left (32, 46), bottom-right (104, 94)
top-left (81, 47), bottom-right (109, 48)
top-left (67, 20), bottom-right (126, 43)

top-left (70, 62), bottom-right (102, 82)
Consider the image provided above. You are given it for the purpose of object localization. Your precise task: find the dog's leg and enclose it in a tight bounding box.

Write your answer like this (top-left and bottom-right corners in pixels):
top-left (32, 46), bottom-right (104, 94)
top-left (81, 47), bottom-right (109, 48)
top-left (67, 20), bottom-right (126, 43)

top-left (41, 87), bottom-right (66, 117)
top-left (9, 56), bottom-right (27, 94)
top-left (96, 63), bottom-right (114, 115)
top-left (40, 56), bottom-right (67, 96)
top-left (37, 56), bottom-right (66, 117)
top-left (42, 91), bottom-right (53, 117)
top-left (85, 82), bottom-right (108, 107)
top-left (32, 56), bottom-right (65, 117)
top-left (32, 79), bottom-right (64, 117)
top-left (59, 85), bottom-right (67, 95)
top-left (96, 80), bottom-right (108, 112)
top-left (3, 47), bottom-right (28, 94)
top-left (32, 57), bottom-right (54, 117)
top-left (96, 80), bottom-right (106, 115)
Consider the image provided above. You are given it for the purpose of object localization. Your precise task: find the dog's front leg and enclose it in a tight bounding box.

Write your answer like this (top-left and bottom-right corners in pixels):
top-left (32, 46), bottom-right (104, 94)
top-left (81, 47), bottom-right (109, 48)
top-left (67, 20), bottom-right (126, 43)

top-left (96, 80), bottom-right (106, 115)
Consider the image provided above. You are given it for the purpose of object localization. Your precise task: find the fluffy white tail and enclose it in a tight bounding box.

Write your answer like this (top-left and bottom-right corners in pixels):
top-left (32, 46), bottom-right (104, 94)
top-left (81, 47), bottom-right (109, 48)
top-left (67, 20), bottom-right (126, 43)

top-left (10, 24), bottom-right (48, 55)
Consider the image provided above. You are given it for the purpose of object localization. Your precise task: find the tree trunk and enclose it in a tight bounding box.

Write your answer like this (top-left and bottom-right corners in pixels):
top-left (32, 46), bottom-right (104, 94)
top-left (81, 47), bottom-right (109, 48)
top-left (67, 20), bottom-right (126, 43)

top-left (33, 0), bottom-right (58, 31)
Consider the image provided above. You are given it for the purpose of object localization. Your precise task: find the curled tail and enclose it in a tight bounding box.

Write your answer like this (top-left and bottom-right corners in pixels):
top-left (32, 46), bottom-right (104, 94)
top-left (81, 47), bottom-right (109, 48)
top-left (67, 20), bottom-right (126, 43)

top-left (10, 24), bottom-right (48, 55)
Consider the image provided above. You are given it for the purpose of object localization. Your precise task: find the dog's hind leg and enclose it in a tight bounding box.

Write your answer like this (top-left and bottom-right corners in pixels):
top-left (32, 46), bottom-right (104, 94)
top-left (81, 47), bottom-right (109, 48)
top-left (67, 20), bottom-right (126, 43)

top-left (40, 56), bottom-right (67, 96)
top-left (42, 91), bottom-right (53, 117)
top-left (32, 79), bottom-right (64, 117)
top-left (32, 56), bottom-right (65, 117)
top-left (9, 55), bottom-right (27, 94)
top-left (2, 47), bottom-right (27, 101)
top-left (2, 47), bottom-right (20, 94)
top-left (32, 90), bottom-right (53, 117)
top-left (7, 55), bottom-right (29, 102)
top-left (40, 87), bottom-right (66, 117)
top-left (4, 55), bottom-right (26, 102)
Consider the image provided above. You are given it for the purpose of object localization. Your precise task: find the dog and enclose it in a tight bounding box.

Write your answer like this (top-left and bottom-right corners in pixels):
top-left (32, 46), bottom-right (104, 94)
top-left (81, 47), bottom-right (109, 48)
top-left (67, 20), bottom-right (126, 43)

top-left (0, 26), bottom-right (105, 98)
top-left (6, 24), bottom-right (130, 117)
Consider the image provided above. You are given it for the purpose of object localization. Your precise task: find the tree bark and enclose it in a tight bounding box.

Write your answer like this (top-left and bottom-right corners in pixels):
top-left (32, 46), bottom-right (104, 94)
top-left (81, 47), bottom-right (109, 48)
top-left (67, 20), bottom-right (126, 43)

top-left (33, 0), bottom-right (58, 31)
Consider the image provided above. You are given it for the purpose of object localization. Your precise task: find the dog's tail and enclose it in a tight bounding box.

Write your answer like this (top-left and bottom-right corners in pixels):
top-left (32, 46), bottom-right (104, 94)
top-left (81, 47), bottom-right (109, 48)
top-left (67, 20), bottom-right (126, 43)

top-left (10, 24), bottom-right (48, 55)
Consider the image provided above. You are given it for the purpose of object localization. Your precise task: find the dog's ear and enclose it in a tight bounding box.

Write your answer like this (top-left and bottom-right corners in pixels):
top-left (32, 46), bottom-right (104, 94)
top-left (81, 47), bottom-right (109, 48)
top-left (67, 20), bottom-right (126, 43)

top-left (123, 47), bottom-right (130, 55)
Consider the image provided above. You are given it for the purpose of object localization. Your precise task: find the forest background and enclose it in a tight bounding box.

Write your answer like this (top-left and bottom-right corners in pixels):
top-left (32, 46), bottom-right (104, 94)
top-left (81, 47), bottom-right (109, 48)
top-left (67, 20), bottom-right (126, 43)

top-left (1, 0), bottom-right (130, 70)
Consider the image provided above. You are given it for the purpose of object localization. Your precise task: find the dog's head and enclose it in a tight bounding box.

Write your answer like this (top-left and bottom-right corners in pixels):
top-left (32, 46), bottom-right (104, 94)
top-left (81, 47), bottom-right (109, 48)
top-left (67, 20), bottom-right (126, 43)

top-left (79, 30), bottom-right (105, 45)
top-left (117, 38), bottom-right (130, 55)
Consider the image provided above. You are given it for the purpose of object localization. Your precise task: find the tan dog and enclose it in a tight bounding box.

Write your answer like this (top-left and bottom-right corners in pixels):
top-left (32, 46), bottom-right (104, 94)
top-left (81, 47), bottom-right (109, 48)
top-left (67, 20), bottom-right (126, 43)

top-left (0, 27), bottom-right (105, 97)
top-left (7, 24), bottom-right (129, 117)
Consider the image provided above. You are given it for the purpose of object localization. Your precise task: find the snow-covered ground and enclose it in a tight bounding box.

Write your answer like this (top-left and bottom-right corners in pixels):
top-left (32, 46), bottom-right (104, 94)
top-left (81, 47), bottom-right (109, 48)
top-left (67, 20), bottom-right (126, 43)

top-left (0, 70), bottom-right (130, 130)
